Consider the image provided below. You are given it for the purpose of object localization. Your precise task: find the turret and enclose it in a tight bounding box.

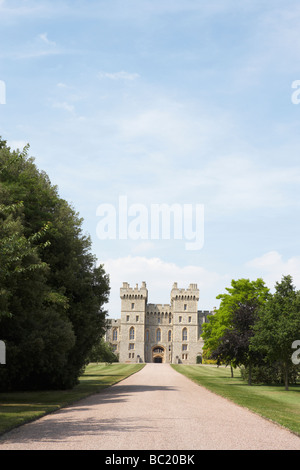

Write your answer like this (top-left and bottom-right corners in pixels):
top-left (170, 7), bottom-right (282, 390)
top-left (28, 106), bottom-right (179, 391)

top-left (119, 282), bottom-right (148, 363)
top-left (171, 283), bottom-right (200, 364)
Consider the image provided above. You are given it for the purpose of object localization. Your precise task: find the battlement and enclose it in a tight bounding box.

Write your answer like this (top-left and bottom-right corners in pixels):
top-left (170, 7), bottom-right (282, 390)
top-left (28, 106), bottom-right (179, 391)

top-left (120, 281), bottom-right (148, 300)
top-left (147, 303), bottom-right (172, 313)
top-left (170, 282), bottom-right (199, 301)
top-left (107, 281), bottom-right (211, 364)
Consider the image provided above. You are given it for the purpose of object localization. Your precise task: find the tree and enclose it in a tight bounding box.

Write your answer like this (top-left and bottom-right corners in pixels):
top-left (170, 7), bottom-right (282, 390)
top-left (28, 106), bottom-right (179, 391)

top-left (202, 278), bottom-right (270, 363)
top-left (0, 139), bottom-right (110, 390)
top-left (0, 199), bottom-right (76, 390)
top-left (210, 301), bottom-right (261, 384)
top-left (88, 338), bottom-right (119, 364)
top-left (0, 201), bottom-right (47, 318)
top-left (250, 275), bottom-right (300, 391)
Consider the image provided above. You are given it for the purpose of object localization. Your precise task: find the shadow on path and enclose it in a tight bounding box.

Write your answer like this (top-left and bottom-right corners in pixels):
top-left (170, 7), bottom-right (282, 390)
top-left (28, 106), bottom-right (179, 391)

top-left (0, 384), bottom-right (178, 444)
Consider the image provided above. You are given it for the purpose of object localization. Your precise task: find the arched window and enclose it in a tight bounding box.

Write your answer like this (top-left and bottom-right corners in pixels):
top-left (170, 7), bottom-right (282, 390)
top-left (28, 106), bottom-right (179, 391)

top-left (113, 329), bottom-right (118, 341)
top-left (129, 327), bottom-right (135, 340)
top-left (182, 328), bottom-right (188, 341)
top-left (156, 328), bottom-right (161, 343)
top-left (168, 330), bottom-right (172, 342)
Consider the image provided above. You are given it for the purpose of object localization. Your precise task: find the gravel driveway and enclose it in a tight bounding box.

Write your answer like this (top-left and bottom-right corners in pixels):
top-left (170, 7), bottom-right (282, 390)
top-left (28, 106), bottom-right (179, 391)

top-left (0, 363), bottom-right (300, 450)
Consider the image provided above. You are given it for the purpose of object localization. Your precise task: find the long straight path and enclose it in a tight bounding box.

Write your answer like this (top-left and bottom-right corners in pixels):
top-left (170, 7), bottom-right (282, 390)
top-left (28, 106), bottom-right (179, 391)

top-left (0, 364), bottom-right (300, 450)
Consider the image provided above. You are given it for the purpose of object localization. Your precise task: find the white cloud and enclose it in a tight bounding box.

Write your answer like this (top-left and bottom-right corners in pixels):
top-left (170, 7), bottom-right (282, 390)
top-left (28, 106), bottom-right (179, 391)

top-left (101, 251), bottom-right (300, 319)
top-left (38, 32), bottom-right (56, 46)
top-left (0, 1), bottom-right (55, 20)
top-left (70, 0), bottom-right (265, 22)
top-left (131, 242), bottom-right (156, 254)
top-left (7, 140), bottom-right (28, 151)
top-left (111, 92), bottom-right (300, 213)
top-left (98, 71), bottom-right (140, 81)
top-left (52, 101), bottom-right (75, 113)
top-left (184, 156), bottom-right (300, 213)
top-left (4, 48), bottom-right (60, 60)
top-left (246, 251), bottom-right (300, 290)
top-left (41, 87), bottom-right (300, 218)
top-left (7, 32), bottom-right (60, 60)
top-left (101, 255), bottom-right (227, 317)
top-left (116, 100), bottom-right (235, 166)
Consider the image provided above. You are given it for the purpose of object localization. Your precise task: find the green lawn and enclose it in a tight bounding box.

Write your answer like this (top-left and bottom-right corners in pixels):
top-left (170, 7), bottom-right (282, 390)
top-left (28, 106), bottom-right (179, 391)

top-left (172, 364), bottom-right (300, 436)
top-left (0, 363), bottom-right (144, 436)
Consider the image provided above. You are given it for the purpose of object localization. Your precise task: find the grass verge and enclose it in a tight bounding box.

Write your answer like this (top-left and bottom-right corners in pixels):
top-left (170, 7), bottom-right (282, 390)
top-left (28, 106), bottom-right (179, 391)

top-left (172, 364), bottom-right (300, 436)
top-left (0, 362), bottom-right (144, 436)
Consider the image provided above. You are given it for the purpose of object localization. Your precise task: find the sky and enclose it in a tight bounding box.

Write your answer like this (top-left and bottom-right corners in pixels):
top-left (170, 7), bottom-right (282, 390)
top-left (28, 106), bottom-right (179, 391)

top-left (1, 0), bottom-right (300, 317)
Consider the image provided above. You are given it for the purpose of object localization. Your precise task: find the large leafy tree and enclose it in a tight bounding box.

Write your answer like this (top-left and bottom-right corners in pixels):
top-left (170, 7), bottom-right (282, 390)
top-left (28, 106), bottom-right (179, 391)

top-left (202, 278), bottom-right (270, 361)
top-left (88, 338), bottom-right (119, 364)
top-left (0, 139), bottom-right (110, 390)
top-left (0, 200), bottom-right (47, 317)
top-left (210, 301), bottom-right (261, 384)
top-left (250, 275), bottom-right (300, 391)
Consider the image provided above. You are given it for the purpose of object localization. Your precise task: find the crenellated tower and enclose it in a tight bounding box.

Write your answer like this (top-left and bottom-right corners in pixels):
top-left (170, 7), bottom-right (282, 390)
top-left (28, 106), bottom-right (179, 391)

top-left (171, 282), bottom-right (201, 364)
top-left (106, 281), bottom-right (212, 364)
top-left (119, 282), bottom-right (148, 363)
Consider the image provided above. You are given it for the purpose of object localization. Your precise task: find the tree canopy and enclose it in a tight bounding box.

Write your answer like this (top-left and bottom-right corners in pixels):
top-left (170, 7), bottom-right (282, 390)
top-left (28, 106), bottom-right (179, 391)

top-left (210, 301), bottom-right (260, 384)
top-left (0, 138), bottom-right (110, 391)
top-left (250, 275), bottom-right (300, 390)
top-left (202, 278), bottom-right (270, 359)
top-left (203, 275), bottom-right (300, 390)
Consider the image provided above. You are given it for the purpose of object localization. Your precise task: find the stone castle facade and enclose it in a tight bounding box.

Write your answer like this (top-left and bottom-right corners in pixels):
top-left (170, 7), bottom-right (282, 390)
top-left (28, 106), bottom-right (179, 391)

top-left (105, 282), bottom-right (212, 364)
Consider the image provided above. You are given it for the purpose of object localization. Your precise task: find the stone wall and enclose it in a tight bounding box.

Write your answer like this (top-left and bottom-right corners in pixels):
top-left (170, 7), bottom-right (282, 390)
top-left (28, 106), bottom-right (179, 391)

top-left (106, 282), bottom-right (213, 364)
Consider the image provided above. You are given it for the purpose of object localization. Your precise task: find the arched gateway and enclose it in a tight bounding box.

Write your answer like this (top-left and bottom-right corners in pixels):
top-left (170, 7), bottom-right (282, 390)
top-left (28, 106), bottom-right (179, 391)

top-left (152, 346), bottom-right (165, 363)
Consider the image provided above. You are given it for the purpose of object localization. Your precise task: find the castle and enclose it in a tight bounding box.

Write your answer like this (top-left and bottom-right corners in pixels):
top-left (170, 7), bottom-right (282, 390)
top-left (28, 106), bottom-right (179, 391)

top-left (105, 282), bottom-right (212, 364)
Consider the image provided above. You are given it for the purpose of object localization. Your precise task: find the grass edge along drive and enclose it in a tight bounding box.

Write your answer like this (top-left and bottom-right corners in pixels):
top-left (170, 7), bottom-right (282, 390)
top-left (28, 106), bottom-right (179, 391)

top-left (0, 363), bottom-right (145, 436)
top-left (172, 364), bottom-right (300, 437)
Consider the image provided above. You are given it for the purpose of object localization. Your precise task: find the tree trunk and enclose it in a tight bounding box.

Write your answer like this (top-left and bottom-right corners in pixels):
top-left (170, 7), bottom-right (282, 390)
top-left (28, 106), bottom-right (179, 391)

top-left (248, 361), bottom-right (252, 386)
top-left (230, 365), bottom-right (234, 377)
top-left (284, 362), bottom-right (289, 391)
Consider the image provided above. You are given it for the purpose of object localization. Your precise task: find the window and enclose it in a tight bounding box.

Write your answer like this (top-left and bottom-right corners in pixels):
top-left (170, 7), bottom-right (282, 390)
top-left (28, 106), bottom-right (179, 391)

top-left (156, 328), bottom-right (161, 343)
top-left (129, 327), bottom-right (135, 340)
top-left (184, 304), bottom-right (187, 310)
top-left (168, 330), bottom-right (172, 342)
top-left (113, 329), bottom-right (118, 341)
top-left (182, 328), bottom-right (188, 341)
top-left (126, 315), bottom-right (130, 322)
top-left (131, 303), bottom-right (135, 309)
top-left (182, 344), bottom-right (188, 351)
top-left (136, 315), bottom-right (139, 322)
top-left (129, 343), bottom-right (134, 350)
top-left (188, 316), bottom-right (191, 323)
top-left (146, 330), bottom-right (149, 341)
top-left (179, 316), bottom-right (182, 323)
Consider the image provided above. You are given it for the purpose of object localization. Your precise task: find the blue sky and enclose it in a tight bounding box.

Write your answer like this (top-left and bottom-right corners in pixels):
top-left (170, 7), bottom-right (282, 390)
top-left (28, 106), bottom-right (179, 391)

top-left (1, 0), bottom-right (300, 316)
